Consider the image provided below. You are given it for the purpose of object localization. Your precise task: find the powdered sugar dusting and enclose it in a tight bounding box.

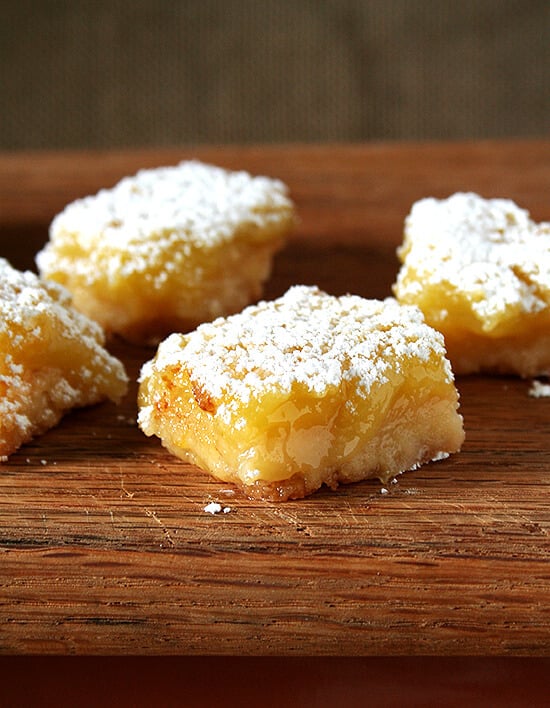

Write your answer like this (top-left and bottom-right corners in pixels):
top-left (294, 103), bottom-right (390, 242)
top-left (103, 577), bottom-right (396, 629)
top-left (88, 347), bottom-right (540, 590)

top-left (203, 501), bottom-right (231, 514)
top-left (140, 285), bottom-right (452, 421)
top-left (0, 258), bottom-right (107, 368)
top-left (395, 193), bottom-right (550, 325)
top-left (528, 380), bottom-right (550, 398)
top-left (37, 160), bottom-right (294, 281)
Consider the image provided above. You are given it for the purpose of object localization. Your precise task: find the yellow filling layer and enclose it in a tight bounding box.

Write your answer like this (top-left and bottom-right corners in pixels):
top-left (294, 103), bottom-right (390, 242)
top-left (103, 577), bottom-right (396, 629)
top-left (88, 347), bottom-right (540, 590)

top-left (138, 355), bottom-right (462, 490)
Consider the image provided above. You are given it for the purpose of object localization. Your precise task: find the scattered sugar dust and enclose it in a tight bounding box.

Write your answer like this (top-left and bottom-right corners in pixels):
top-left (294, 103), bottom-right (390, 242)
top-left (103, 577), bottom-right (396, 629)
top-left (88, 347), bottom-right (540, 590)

top-left (203, 501), bottom-right (232, 515)
top-left (528, 380), bottom-right (550, 398)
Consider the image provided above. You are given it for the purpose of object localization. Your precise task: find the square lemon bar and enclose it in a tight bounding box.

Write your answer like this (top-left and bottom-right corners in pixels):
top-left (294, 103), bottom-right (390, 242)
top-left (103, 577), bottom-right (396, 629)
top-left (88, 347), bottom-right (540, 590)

top-left (36, 161), bottom-right (295, 344)
top-left (0, 259), bottom-right (128, 460)
top-left (138, 286), bottom-right (464, 500)
top-left (394, 192), bottom-right (550, 376)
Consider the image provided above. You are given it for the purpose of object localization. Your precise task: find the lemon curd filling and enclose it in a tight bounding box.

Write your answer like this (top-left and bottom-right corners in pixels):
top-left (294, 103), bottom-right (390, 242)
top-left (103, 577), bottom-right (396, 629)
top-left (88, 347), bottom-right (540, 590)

top-left (0, 258), bottom-right (128, 460)
top-left (138, 286), bottom-right (464, 501)
top-left (394, 192), bottom-right (550, 376)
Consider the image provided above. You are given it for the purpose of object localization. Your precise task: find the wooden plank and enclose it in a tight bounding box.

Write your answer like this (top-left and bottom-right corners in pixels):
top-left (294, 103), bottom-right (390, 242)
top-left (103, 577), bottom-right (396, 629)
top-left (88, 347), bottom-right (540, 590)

top-left (0, 141), bottom-right (549, 655)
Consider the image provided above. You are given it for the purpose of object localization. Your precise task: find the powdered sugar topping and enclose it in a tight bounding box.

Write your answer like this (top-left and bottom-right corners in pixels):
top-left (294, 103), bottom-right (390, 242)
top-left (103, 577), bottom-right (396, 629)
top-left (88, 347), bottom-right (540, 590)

top-left (140, 286), bottom-right (451, 419)
top-left (395, 193), bottom-right (550, 323)
top-left (0, 257), bottom-right (103, 344)
top-left (44, 160), bottom-right (293, 252)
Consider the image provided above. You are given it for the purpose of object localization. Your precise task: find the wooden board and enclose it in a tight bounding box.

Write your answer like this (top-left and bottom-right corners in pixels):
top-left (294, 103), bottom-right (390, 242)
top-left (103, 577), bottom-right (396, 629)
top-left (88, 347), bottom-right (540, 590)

top-left (1, 141), bottom-right (549, 656)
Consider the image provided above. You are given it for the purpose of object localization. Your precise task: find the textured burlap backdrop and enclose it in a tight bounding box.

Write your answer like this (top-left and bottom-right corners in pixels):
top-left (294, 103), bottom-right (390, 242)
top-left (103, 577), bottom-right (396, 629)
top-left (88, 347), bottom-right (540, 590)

top-left (2, 0), bottom-right (549, 149)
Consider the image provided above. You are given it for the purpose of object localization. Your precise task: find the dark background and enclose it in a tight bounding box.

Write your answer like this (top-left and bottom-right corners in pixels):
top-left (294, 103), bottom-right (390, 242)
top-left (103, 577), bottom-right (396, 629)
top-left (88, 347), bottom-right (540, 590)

top-left (2, 0), bottom-right (548, 151)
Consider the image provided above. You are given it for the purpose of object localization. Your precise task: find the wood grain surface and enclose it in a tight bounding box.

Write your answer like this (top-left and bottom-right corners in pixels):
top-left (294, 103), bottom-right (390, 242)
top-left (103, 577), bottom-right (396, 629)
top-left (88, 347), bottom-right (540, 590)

top-left (0, 140), bottom-right (549, 656)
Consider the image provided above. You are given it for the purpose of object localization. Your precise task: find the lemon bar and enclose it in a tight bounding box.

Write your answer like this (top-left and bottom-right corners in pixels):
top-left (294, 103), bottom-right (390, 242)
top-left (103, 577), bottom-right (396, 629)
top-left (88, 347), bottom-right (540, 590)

top-left (0, 259), bottom-right (128, 460)
top-left (138, 285), bottom-right (464, 501)
top-left (394, 192), bottom-right (550, 376)
top-left (36, 161), bottom-right (295, 344)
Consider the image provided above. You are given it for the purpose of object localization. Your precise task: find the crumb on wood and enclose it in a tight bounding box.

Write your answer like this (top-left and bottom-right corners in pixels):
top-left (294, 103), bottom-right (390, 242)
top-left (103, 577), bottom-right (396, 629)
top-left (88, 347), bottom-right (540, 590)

top-left (528, 379), bottom-right (550, 398)
top-left (203, 501), bottom-right (232, 515)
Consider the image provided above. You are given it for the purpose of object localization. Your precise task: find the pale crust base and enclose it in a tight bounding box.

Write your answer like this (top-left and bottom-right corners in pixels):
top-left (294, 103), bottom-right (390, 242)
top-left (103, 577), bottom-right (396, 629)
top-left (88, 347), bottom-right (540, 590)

top-left (65, 238), bottom-right (283, 345)
top-left (1, 368), bottom-right (124, 460)
top-left (445, 331), bottom-right (550, 377)
top-left (234, 397), bottom-right (463, 501)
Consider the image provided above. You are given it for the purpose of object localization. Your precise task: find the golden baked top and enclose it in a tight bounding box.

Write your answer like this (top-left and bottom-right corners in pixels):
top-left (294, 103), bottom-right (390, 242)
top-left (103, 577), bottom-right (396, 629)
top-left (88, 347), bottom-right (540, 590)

top-left (138, 285), bottom-right (453, 423)
top-left (395, 192), bottom-right (550, 332)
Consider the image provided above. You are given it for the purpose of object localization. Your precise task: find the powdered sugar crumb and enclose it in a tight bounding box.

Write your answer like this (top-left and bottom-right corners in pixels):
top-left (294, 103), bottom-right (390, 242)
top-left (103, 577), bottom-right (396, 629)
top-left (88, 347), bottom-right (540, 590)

top-left (203, 501), bottom-right (232, 514)
top-left (528, 380), bottom-right (550, 398)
